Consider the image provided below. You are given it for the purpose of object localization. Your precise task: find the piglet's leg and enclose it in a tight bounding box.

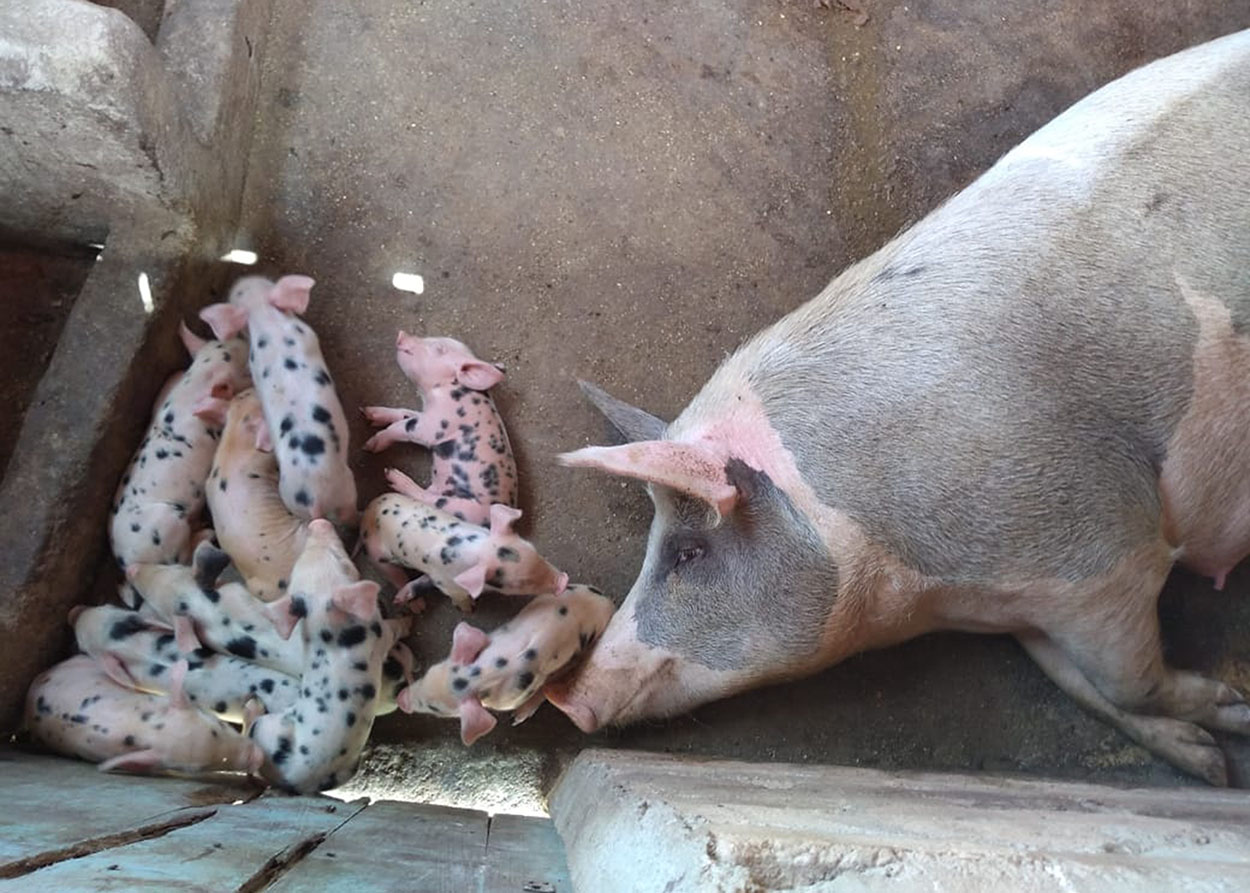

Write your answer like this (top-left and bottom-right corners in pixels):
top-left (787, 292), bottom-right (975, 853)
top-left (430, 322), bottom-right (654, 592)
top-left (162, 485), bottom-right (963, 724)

top-left (363, 412), bottom-right (443, 452)
top-left (512, 690), bottom-right (547, 726)
top-left (360, 406), bottom-right (412, 427)
top-left (99, 749), bottom-right (164, 775)
top-left (384, 468), bottom-right (433, 501)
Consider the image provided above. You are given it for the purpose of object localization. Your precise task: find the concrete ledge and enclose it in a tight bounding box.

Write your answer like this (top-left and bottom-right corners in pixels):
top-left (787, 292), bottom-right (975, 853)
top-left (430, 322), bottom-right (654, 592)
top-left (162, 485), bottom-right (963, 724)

top-left (550, 749), bottom-right (1250, 892)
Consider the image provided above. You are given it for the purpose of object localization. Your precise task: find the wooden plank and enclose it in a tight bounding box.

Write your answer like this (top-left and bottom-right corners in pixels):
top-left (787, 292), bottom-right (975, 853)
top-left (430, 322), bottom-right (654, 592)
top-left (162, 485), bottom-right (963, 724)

top-left (483, 813), bottom-right (572, 893)
top-left (2, 794), bottom-right (365, 891)
top-left (0, 749), bottom-right (250, 870)
top-left (267, 800), bottom-right (489, 893)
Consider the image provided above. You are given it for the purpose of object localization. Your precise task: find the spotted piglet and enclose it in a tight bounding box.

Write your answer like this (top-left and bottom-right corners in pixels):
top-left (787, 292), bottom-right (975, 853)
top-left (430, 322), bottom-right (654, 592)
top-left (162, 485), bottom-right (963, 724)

top-left (397, 585), bottom-right (614, 744)
top-left (362, 333), bottom-right (516, 525)
top-left (207, 389), bottom-right (308, 601)
top-left (126, 542), bottom-right (304, 675)
top-left (70, 604), bottom-right (298, 723)
top-left (246, 520), bottom-right (391, 793)
top-left (24, 655), bottom-right (264, 775)
top-left (200, 275), bottom-right (357, 526)
top-left (360, 493), bottom-right (567, 612)
top-left (109, 323), bottom-right (251, 592)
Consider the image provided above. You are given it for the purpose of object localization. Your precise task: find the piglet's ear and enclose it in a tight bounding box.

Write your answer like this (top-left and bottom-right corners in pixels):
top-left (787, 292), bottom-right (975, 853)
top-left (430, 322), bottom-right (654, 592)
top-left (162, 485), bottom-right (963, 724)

top-left (199, 303), bottom-right (248, 340)
top-left (179, 321), bottom-right (208, 356)
top-left (488, 503), bottom-right (522, 537)
top-left (192, 541), bottom-right (231, 589)
top-left (457, 359), bottom-right (504, 392)
top-left (557, 441), bottom-right (738, 518)
top-left (453, 563), bottom-right (489, 599)
top-left (269, 275), bottom-right (314, 315)
top-left (251, 416), bottom-right (273, 452)
top-left (458, 696), bottom-right (497, 746)
top-left (450, 622), bottom-right (489, 665)
top-left (191, 395), bottom-right (230, 426)
top-left (167, 659), bottom-right (191, 710)
top-left (263, 596), bottom-right (301, 641)
top-left (332, 581), bottom-right (380, 622)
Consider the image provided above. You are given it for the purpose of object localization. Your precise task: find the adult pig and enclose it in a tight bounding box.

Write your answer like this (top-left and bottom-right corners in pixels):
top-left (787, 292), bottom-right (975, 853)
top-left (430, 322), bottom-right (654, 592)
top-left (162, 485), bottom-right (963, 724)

top-left (109, 323), bottom-right (250, 585)
top-left (200, 275), bottom-right (357, 527)
top-left (551, 31), bottom-right (1250, 786)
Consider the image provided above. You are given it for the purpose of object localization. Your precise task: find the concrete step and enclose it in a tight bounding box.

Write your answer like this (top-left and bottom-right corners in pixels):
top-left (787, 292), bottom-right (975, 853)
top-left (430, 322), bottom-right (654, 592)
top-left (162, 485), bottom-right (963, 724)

top-left (550, 748), bottom-right (1250, 892)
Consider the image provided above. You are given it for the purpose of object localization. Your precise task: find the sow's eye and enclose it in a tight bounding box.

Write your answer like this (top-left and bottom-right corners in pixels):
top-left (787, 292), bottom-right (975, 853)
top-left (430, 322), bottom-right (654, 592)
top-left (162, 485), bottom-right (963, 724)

top-left (672, 542), bottom-right (705, 570)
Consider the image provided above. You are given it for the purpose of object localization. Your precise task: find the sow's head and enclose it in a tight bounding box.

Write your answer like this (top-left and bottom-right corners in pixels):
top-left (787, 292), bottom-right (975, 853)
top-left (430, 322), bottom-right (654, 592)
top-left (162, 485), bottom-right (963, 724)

top-left (548, 382), bottom-right (838, 732)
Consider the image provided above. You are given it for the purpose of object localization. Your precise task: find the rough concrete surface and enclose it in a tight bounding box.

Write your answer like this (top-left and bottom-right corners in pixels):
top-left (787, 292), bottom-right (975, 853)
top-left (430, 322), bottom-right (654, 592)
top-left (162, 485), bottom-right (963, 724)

top-left (551, 749), bottom-right (1250, 892)
top-left (229, 0), bottom-right (1250, 805)
top-left (0, 0), bottom-right (274, 730)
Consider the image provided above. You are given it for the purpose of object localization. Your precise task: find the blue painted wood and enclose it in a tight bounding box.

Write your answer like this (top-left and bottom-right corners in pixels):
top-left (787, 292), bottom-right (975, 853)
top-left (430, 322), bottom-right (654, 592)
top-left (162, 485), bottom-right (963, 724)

top-left (0, 750), bottom-right (248, 870)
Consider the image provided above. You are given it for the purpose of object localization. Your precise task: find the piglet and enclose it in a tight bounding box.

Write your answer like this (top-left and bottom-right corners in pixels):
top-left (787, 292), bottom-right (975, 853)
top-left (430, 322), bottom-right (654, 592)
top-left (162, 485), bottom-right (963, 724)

top-left (24, 655), bottom-right (263, 775)
top-left (109, 323), bottom-right (251, 596)
top-left (126, 542), bottom-right (304, 675)
top-left (247, 519), bottom-right (391, 793)
top-left (360, 492), bottom-right (567, 612)
top-left (397, 584), bottom-right (614, 744)
top-left (362, 333), bottom-right (517, 525)
top-left (200, 275), bottom-right (357, 526)
top-left (207, 388), bottom-right (309, 601)
top-left (70, 604), bottom-right (299, 723)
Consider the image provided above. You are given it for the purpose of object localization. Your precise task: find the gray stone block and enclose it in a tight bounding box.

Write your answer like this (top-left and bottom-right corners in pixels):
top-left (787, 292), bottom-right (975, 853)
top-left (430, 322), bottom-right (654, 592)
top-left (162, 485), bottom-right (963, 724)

top-left (551, 749), bottom-right (1250, 892)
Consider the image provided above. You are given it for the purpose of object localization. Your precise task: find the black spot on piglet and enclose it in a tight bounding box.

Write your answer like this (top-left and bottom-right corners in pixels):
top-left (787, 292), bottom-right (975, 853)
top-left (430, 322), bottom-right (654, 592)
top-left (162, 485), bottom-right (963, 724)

top-left (432, 440), bottom-right (457, 459)
top-left (338, 626), bottom-right (367, 648)
top-left (225, 636), bottom-right (258, 660)
top-left (109, 614), bottom-right (148, 640)
top-left (312, 405), bottom-right (331, 424)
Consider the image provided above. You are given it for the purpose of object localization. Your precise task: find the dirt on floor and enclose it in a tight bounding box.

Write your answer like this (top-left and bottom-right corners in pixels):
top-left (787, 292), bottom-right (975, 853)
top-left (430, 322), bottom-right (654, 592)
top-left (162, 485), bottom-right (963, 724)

top-left (220, 0), bottom-right (1250, 807)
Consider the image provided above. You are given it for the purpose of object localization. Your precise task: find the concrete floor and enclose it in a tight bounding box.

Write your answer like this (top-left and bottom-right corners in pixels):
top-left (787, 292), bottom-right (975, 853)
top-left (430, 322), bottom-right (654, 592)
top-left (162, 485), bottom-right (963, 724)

top-left (230, 0), bottom-right (1250, 806)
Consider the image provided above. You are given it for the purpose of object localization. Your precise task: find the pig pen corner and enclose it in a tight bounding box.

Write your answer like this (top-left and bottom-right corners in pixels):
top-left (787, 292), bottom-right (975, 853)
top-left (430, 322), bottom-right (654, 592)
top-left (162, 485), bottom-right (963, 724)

top-left (5, 0), bottom-right (1250, 891)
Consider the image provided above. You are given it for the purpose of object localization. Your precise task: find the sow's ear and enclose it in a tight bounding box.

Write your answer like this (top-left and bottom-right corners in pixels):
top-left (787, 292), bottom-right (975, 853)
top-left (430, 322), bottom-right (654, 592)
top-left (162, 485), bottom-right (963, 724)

top-left (557, 440), bottom-right (738, 518)
top-left (577, 381), bottom-right (668, 444)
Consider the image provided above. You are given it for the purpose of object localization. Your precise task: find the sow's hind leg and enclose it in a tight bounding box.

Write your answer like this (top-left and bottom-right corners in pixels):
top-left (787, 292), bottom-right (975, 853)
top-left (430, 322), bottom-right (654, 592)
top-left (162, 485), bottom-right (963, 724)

top-left (1022, 539), bottom-right (1250, 784)
top-left (1018, 632), bottom-right (1228, 785)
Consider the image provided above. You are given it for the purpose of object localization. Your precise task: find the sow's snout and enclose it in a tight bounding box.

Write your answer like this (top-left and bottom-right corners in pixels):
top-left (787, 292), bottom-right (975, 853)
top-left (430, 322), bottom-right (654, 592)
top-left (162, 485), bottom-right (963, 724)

top-left (545, 608), bottom-right (732, 733)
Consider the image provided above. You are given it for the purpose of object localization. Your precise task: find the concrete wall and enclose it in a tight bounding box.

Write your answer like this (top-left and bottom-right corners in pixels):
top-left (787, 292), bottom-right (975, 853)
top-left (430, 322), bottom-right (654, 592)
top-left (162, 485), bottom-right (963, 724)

top-left (552, 749), bottom-right (1250, 892)
top-left (0, 0), bottom-right (273, 730)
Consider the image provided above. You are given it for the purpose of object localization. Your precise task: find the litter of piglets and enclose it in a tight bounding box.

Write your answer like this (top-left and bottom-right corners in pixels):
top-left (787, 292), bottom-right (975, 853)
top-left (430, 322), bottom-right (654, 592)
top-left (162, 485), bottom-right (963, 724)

top-left (21, 274), bottom-right (612, 793)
